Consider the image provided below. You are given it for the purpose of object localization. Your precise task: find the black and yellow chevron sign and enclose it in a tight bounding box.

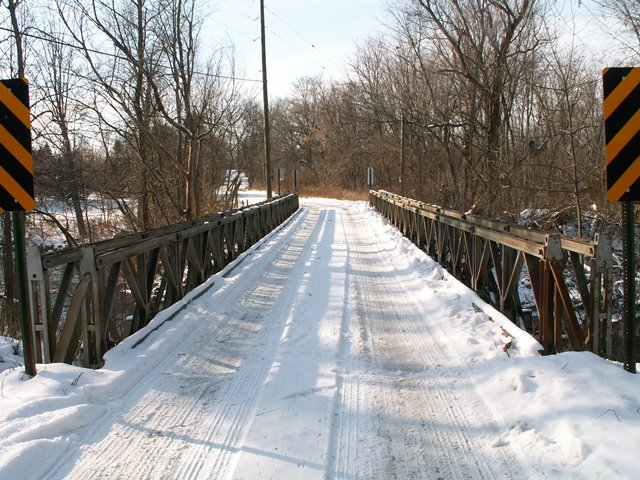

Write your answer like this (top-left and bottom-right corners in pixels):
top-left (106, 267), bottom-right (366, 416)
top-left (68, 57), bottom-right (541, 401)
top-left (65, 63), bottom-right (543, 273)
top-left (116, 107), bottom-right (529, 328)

top-left (0, 77), bottom-right (34, 212)
top-left (603, 67), bottom-right (640, 202)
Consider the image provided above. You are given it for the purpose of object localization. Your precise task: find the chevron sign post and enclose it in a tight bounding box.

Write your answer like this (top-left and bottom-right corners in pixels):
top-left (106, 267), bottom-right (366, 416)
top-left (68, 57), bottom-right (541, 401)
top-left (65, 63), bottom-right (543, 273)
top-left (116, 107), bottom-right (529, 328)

top-left (603, 67), bottom-right (640, 372)
top-left (0, 77), bottom-right (36, 376)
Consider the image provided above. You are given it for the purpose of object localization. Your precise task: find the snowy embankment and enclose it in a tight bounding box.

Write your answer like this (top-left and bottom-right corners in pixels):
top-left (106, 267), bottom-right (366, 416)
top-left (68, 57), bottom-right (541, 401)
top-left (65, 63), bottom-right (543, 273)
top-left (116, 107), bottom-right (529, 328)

top-left (0, 196), bottom-right (638, 479)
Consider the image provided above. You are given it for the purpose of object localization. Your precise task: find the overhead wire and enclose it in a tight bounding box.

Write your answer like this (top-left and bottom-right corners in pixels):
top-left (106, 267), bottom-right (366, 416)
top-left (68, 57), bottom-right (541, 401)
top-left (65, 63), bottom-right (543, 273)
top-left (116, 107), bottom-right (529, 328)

top-left (264, 5), bottom-right (344, 72)
top-left (207, 0), bottom-right (338, 81)
top-left (203, 0), bottom-right (348, 92)
top-left (0, 26), bottom-right (262, 84)
top-left (210, 0), bottom-right (260, 43)
top-left (262, 4), bottom-right (345, 77)
top-left (1, 1), bottom-right (354, 91)
top-left (218, 0), bottom-right (259, 24)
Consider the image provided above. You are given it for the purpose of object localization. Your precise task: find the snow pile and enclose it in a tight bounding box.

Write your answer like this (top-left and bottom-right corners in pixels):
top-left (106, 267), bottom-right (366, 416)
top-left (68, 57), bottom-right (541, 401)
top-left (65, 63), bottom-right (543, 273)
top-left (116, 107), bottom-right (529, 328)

top-left (477, 352), bottom-right (639, 478)
top-left (0, 337), bottom-right (22, 372)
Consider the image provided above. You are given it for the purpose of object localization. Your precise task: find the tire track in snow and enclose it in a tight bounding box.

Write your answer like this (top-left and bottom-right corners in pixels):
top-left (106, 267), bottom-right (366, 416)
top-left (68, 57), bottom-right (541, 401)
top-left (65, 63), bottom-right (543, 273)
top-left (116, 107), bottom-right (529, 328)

top-left (52, 207), bottom-right (336, 480)
top-left (329, 206), bottom-right (526, 479)
top-left (227, 204), bottom-right (349, 479)
top-left (212, 207), bottom-right (336, 478)
top-left (324, 207), bottom-right (356, 480)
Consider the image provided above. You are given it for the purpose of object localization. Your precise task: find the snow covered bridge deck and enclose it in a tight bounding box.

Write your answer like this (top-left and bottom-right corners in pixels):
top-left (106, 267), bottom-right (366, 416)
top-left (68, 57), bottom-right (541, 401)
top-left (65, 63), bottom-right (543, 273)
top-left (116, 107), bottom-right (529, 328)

top-left (0, 198), bottom-right (638, 479)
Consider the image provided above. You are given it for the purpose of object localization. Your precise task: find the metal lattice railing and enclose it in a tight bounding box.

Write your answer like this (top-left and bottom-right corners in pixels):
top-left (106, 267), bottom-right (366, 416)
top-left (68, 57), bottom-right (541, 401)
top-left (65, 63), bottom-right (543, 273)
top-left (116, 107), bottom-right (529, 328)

top-left (370, 190), bottom-right (614, 358)
top-left (27, 194), bottom-right (299, 367)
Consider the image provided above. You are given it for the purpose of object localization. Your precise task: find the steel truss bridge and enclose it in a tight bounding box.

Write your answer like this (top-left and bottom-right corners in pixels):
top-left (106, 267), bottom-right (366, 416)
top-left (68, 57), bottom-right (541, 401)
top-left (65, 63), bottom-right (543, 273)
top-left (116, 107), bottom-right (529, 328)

top-left (26, 191), bottom-right (614, 368)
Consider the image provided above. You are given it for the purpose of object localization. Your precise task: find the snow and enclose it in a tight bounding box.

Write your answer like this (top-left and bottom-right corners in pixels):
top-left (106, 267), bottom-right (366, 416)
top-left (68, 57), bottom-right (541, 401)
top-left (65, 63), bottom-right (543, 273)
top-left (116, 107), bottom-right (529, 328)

top-left (238, 190), bottom-right (267, 205)
top-left (28, 197), bottom-right (129, 251)
top-left (1, 196), bottom-right (639, 479)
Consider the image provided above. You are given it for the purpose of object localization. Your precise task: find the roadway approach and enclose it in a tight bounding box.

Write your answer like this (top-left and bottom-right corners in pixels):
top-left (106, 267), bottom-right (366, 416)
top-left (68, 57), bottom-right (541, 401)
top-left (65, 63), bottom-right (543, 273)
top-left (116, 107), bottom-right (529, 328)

top-left (1, 197), bottom-right (630, 479)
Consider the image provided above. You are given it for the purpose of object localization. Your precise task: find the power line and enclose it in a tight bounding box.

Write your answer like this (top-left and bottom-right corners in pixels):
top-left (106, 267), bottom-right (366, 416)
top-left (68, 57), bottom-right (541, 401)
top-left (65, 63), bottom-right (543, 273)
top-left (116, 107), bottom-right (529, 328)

top-left (209, 17), bottom-right (257, 43)
top-left (265, 7), bottom-right (339, 66)
top-left (264, 5), bottom-right (344, 72)
top-left (0, 26), bottom-right (263, 84)
top-left (209, 0), bottom-right (260, 43)
top-left (218, 0), bottom-right (259, 24)
top-left (208, 1), bottom-right (336, 81)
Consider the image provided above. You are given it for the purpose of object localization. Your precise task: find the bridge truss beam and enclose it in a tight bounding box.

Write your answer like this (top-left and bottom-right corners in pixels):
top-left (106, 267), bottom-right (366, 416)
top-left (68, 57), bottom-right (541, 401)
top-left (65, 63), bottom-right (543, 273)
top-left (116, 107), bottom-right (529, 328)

top-left (27, 194), bottom-right (299, 368)
top-left (370, 190), bottom-right (614, 358)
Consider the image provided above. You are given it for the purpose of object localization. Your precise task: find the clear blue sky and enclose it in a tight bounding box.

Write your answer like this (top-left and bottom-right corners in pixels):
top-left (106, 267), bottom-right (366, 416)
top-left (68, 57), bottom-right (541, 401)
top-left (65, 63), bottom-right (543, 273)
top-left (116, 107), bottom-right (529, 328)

top-left (204, 0), bottom-right (390, 97)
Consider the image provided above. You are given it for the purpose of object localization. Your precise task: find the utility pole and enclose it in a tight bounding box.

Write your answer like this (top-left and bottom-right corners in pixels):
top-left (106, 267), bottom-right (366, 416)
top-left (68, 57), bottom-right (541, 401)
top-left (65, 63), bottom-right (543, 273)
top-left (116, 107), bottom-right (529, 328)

top-left (260, 0), bottom-right (273, 200)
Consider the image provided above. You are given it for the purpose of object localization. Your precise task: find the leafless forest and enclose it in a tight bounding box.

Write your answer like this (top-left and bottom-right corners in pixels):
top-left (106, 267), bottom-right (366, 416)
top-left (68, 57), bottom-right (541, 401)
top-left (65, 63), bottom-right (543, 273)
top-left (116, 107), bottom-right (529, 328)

top-left (0, 0), bottom-right (638, 337)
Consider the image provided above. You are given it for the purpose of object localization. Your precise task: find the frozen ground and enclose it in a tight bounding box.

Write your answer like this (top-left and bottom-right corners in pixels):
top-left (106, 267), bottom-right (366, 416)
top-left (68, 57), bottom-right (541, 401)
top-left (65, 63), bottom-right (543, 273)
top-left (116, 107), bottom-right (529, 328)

top-left (1, 197), bottom-right (639, 479)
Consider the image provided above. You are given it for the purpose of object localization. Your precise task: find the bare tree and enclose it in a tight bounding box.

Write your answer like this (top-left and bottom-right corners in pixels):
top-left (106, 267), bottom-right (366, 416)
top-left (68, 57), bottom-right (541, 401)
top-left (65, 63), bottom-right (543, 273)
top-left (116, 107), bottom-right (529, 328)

top-left (594, 0), bottom-right (640, 59)
top-left (396, 0), bottom-right (545, 212)
top-left (534, 38), bottom-right (601, 237)
top-left (55, 0), bottom-right (243, 224)
top-left (56, 0), bottom-right (164, 229)
top-left (153, 0), bottom-right (243, 218)
top-left (33, 17), bottom-right (89, 239)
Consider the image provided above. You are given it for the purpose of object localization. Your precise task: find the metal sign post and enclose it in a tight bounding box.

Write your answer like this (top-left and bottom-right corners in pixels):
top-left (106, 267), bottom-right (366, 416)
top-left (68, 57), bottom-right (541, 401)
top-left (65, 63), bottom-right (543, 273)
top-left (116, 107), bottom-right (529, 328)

top-left (276, 167), bottom-right (285, 196)
top-left (0, 78), bottom-right (36, 376)
top-left (367, 167), bottom-right (374, 189)
top-left (622, 202), bottom-right (636, 372)
top-left (12, 211), bottom-right (35, 375)
top-left (603, 67), bottom-right (640, 372)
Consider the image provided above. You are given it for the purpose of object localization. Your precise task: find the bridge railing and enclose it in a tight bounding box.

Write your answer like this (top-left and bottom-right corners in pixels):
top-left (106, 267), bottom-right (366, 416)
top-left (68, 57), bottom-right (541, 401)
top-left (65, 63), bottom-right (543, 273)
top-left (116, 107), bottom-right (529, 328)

top-left (370, 190), bottom-right (614, 358)
top-left (27, 194), bottom-right (300, 367)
